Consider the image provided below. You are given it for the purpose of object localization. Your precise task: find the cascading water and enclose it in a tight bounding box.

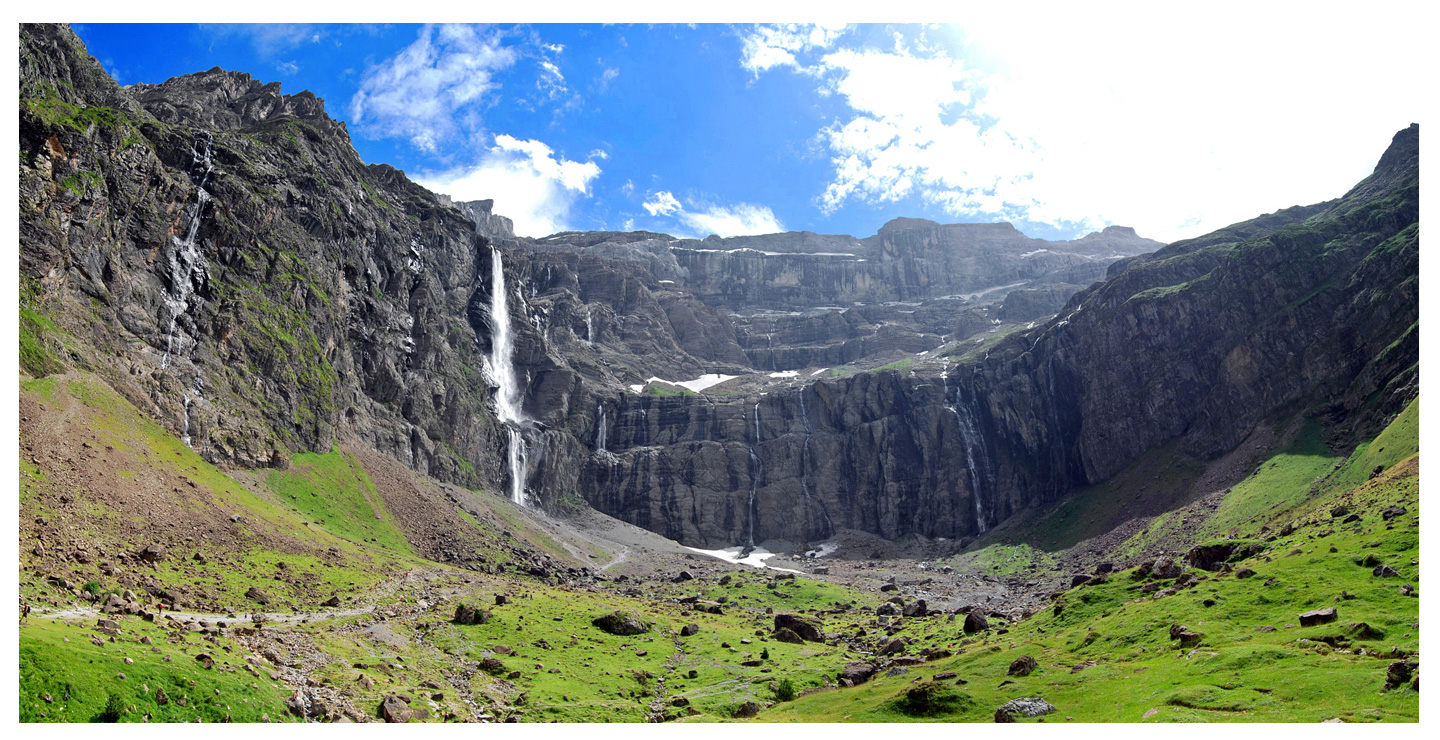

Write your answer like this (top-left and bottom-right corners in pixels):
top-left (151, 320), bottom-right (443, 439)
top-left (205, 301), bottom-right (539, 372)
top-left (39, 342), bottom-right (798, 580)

top-left (796, 387), bottom-right (833, 539)
top-left (746, 402), bottom-right (762, 547)
top-left (158, 132), bottom-right (216, 451)
top-left (161, 133), bottom-right (214, 369)
top-left (585, 308), bottom-right (594, 345)
top-left (483, 246), bottom-right (529, 506)
top-left (594, 403), bottom-right (607, 453)
top-left (943, 362), bottom-right (995, 533)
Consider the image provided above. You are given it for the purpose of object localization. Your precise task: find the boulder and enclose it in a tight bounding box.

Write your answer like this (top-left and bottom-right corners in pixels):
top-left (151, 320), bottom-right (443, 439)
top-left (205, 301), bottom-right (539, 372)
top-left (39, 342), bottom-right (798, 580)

top-left (1373, 564), bottom-right (1399, 578)
top-left (321, 595), bottom-right (341, 607)
top-left (733, 701), bottom-right (762, 718)
top-left (1381, 506), bottom-right (1407, 521)
top-left (902, 600), bottom-right (927, 618)
top-left (962, 612), bottom-right (989, 634)
top-left (772, 626), bottom-right (804, 644)
top-left (1007, 655), bottom-right (1038, 677)
top-left (773, 613), bottom-right (824, 642)
top-left (879, 638), bottom-right (906, 656)
top-left (680, 624), bottom-right (699, 637)
top-left (379, 695), bottom-right (413, 723)
top-left (838, 661), bottom-right (876, 685)
top-left (139, 544), bottom-right (165, 562)
top-left (453, 604), bottom-right (492, 625)
top-left (592, 610), bottom-right (650, 635)
top-left (1236, 567), bottom-right (1256, 579)
top-left (994, 697), bottom-right (1057, 722)
top-left (244, 587), bottom-right (271, 605)
top-left (1299, 607), bottom-right (1338, 626)
top-left (1151, 557), bottom-right (1183, 579)
top-left (875, 602), bottom-right (899, 616)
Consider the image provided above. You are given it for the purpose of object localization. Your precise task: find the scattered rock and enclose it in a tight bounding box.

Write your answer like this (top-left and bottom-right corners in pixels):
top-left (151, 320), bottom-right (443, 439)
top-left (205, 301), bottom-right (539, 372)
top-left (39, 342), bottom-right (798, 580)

top-left (453, 604), bottom-right (492, 625)
top-left (592, 610), bottom-right (650, 636)
top-left (1007, 656), bottom-right (1038, 677)
top-left (733, 701), bottom-right (761, 718)
top-left (995, 697), bottom-right (1057, 723)
top-left (1373, 564), bottom-right (1399, 578)
top-left (963, 612), bottom-right (989, 634)
top-left (838, 661), bottom-right (876, 685)
top-left (771, 626), bottom-right (804, 644)
top-left (680, 624), bottom-right (699, 637)
top-left (244, 587), bottom-right (270, 605)
top-left (1299, 607), bottom-right (1338, 627)
top-left (1151, 557), bottom-right (1182, 579)
top-left (379, 695), bottom-right (413, 723)
top-left (773, 613), bottom-right (824, 642)
top-left (1381, 506), bottom-right (1407, 521)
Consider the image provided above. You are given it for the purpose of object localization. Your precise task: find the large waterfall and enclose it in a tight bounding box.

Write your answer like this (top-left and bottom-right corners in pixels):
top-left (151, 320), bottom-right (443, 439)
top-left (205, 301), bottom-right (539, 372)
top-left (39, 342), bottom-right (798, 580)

top-left (484, 246), bottom-right (528, 506)
top-left (161, 132), bottom-right (214, 452)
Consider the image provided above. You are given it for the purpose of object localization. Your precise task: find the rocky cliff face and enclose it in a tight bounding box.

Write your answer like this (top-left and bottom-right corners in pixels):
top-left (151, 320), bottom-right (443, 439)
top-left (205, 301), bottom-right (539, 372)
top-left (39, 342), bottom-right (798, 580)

top-left (664, 222), bottom-right (1160, 311)
top-left (525, 126), bottom-right (1419, 547)
top-left (20, 24), bottom-right (508, 484)
top-left (19, 24), bottom-right (1417, 552)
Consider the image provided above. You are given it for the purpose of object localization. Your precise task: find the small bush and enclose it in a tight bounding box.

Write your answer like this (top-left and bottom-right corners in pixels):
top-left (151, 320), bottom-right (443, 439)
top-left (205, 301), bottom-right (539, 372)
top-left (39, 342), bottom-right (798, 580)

top-left (774, 678), bottom-right (796, 702)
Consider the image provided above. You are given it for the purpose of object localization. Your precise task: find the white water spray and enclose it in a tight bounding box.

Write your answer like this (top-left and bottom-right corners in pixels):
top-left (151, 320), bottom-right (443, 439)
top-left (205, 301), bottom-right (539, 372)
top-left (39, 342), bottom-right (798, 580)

top-left (594, 403), bottom-right (608, 453)
top-left (161, 133), bottom-right (215, 371)
top-left (943, 364), bottom-right (995, 533)
top-left (483, 247), bottom-right (529, 505)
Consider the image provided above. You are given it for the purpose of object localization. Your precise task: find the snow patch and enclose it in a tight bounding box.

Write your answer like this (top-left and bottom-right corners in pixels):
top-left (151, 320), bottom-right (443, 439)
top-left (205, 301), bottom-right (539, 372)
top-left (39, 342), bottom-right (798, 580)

top-left (810, 368), bottom-right (828, 376)
top-left (768, 370), bottom-right (798, 378)
top-left (683, 546), bottom-right (803, 573)
top-left (637, 374), bottom-right (737, 393)
top-left (1020, 248), bottom-right (1049, 258)
top-left (803, 542), bottom-right (838, 559)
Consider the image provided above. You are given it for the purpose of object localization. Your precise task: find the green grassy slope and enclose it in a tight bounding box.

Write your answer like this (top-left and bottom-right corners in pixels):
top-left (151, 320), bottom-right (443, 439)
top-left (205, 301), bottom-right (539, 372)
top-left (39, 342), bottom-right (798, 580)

top-left (763, 406), bottom-right (1421, 723)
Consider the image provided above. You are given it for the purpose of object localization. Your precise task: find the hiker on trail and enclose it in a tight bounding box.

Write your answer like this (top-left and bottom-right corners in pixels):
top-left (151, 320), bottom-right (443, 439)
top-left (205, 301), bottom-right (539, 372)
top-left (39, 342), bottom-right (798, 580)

top-left (21, 603), bottom-right (31, 623)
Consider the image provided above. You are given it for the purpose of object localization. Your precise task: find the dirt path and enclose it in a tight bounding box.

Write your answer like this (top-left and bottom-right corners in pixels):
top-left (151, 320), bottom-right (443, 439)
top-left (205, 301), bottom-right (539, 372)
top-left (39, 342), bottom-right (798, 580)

top-left (33, 568), bottom-right (438, 625)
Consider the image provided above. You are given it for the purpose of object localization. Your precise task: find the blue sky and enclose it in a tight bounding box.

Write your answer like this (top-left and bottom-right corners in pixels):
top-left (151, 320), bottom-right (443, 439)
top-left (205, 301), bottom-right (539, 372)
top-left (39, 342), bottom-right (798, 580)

top-left (70, 17), bottom-right (1423, 242)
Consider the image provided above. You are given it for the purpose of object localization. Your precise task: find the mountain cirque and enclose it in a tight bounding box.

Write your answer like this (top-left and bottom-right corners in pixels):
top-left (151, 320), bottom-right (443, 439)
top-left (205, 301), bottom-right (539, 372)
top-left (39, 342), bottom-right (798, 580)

top-left (16, 23), bottom-right (1419, 724)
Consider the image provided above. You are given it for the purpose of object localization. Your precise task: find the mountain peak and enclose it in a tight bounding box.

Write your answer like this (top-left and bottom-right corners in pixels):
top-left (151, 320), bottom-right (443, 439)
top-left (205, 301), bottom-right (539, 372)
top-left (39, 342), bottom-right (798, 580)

top-left (129, 66), bottom-right (333, 131)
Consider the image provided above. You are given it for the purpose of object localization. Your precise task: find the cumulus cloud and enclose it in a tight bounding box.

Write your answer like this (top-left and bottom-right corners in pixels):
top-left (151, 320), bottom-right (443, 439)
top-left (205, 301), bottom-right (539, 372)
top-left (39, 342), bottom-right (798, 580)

top-left (640, 191), bottom-right (784, 237)
top-left (743, 16), bottom-right (1424, 242)
top-left (349, 24), bottom-right (518, 153)
top-left (740, 23), bottom-right (848, 75)
top-left (642, 190), bottom-right (682, 217)
top-left (416, 134), bottom-right (601, 238)
top-left (274, 60), bottom-right (299, 76)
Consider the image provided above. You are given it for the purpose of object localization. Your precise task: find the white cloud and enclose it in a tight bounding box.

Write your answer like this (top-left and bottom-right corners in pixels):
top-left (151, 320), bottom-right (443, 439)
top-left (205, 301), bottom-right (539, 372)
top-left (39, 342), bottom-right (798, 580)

top-left (740, 23), bottom-right (848, 75)
top-left (640, 190), bottom-right (783, 237)
top-left (598, 66), bottom-right (620, 92)
top-left (642, 190), bottom-right (682, 217)
top-left (746, 15), bottom-right (1425, 242)
top-left (275, 60), bottom-right (299, 76)
top-left (205, 23), bottom-right (320, 56)
top-left (680, 202), bottom-right (784, 238)
top-left (416, 134), bottom-right (601, 238)
top-left (349, 24), bottom-right (517, 153)
top-left (588, 149), bottom-right (609, 161)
